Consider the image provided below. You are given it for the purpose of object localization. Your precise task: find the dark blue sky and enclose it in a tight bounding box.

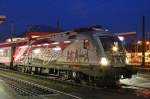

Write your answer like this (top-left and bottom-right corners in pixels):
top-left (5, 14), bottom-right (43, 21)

top-left (0, 0), bottom-right (150, 38)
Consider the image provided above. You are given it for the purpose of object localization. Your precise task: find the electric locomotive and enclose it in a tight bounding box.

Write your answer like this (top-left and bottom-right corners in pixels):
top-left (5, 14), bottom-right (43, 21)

top-left (0, 26), bottom-right (135, 85)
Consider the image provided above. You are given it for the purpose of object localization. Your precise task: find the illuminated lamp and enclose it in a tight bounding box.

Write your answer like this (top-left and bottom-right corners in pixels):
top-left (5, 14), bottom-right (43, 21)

top-left (0, 49), bottom-right (4, 52)
top-left (137, 41), bottom-right (142, 44)
top-left (100, 57), bottom-right (109, 66)
top-left (32, 36), bottom-right (40, 38)
top-left (112, 46), bottom-right (118, 52)
top-left (52, 46), bottom-right (61, 51)
top-left (37, 44), bottom-right (42, 47)
top-left (33, 49), bottom-right (41, 54)
top-left (64, 41), bottom-right (71, 43)
top-left (146, 41), bottom-right (150, 45)
top-left (118, 36), bottom-right (124, 42)
top-left (6, 39), bottom-right (11, 42)
top-left (0, 15), bottom-right (6, 24)
top-left (51, 42), bottom-right (59, 45)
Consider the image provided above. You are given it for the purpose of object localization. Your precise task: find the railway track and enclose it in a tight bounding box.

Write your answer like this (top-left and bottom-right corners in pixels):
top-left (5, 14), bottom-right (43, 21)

top-left (0, 67), bottom-right (99, 88)
top-left (0, 75), bottom-right (54, 98)
top-left (0, 67), bottom-right (149, 90)
top-left (0, 67), bottom-right (149, 98)
top-left (0, 69), bottom-right (82, 99)
top-left (7, 81), bottom-right (39, 97)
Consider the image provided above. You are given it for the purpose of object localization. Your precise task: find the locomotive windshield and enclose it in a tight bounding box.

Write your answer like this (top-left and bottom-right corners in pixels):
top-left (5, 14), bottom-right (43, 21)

top-left (99, 36), bottom-right (123, 52)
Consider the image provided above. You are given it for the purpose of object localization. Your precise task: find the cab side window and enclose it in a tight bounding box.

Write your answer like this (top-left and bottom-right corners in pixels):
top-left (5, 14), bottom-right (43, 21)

top-left (83, 39), bottom-right (89, 49)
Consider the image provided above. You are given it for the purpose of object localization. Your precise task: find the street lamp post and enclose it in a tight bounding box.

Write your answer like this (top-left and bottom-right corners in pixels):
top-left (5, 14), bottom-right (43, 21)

top-left (142, 16), bottom-right (146, 66)
top-left (10, 23), bottom-right (15, 69)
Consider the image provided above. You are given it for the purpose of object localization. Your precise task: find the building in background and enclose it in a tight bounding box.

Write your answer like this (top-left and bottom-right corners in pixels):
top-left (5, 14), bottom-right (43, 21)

top-left (117, 32), bottom-right (150, 66)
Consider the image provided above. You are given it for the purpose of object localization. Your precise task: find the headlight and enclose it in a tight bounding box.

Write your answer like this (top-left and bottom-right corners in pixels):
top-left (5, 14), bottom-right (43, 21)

top-left (112, 46), bottom-right (118, 52)
top-left (100, 57), bottom-right (109, 66)
top-left (125, 57), bottom-right (129, 64)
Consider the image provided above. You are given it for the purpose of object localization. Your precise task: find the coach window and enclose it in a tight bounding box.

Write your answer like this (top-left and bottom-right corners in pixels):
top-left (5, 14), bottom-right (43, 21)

top-left (83, 39), bottom-right (89, 49)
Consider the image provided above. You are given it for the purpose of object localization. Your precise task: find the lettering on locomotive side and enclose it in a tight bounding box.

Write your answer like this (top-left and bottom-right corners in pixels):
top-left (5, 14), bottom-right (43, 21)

top-left (40, 48), bottom-right (62, 65)
top-left (21, 46), bottom-right (91, 65)
top-left (66, 49), bottom-right (89, 63)
top-left (15, 38), bottom-right (99, 66)
top-left (23, 47), bottom-right (62, 65)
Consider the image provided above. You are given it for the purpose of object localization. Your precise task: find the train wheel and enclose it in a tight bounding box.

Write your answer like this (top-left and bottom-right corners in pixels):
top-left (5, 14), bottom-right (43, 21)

top-left (72, 71), bottom-right (81, 83)
top-left (71, 72), bottom-right (90, 84)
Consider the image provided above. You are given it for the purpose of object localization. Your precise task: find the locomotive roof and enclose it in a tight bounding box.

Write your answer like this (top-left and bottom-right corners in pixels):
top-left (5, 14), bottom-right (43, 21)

top-left (0, 26), bottom-right (113, 48)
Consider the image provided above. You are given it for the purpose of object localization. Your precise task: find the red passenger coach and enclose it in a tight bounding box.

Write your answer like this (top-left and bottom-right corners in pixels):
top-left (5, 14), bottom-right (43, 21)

top-left (0, 42), bottom-right (12, 65)
top-left (0, 38), bottom-right (30, 65)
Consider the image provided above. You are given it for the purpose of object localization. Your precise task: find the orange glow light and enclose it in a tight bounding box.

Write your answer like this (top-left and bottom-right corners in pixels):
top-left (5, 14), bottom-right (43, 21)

top-left (146, 41), bottom-right (150, 45)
